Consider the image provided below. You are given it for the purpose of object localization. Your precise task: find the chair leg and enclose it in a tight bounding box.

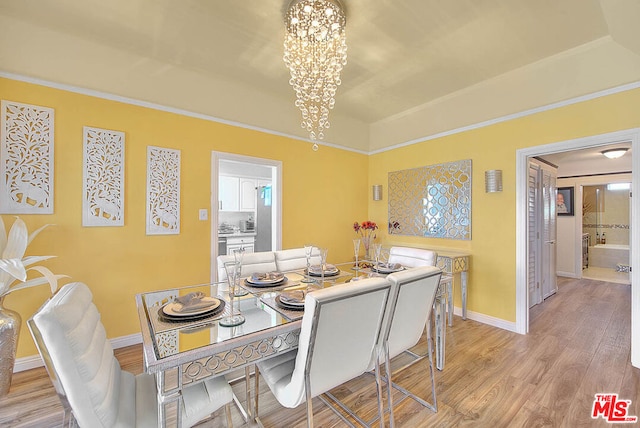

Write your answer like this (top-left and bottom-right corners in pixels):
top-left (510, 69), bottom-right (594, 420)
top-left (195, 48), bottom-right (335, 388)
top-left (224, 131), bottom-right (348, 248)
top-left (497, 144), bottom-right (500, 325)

top-left (384, 342), bottom-right (394, 428)
top-left (373, 355), bottom-right (386, 428)
top-left (305, 385), bottom-right (314, 428)
top-left (425, 320), bottom-right (438, 412)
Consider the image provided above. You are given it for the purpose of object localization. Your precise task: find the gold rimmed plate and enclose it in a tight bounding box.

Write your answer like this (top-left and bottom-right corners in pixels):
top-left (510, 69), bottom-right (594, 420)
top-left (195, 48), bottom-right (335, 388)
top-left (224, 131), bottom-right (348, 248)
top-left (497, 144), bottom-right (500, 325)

top-left (162, 297), bottom-right (221, 317)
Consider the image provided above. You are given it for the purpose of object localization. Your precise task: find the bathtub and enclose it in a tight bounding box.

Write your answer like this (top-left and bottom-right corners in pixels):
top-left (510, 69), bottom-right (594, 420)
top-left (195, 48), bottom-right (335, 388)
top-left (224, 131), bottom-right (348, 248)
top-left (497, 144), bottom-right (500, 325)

top-left (589, 244), bottom-right (630, 269)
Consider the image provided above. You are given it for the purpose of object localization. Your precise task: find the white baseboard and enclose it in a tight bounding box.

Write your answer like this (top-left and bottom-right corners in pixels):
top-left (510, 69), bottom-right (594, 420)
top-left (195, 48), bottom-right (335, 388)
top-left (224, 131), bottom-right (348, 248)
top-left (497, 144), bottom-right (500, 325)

top-left (557, 271), bottom-right (579, 278)
top-left (14, 333), bottom-right (142, 373)
top-left (453, 306), bottom-right (518, 333)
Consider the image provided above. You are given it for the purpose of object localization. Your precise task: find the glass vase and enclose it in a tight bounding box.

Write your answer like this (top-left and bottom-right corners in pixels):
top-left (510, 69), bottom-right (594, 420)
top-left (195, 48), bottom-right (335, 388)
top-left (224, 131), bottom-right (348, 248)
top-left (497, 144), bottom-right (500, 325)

top-left (0, 297), bottom-right (21, 397)
top-left (362, 235), bottom-right (371, 261)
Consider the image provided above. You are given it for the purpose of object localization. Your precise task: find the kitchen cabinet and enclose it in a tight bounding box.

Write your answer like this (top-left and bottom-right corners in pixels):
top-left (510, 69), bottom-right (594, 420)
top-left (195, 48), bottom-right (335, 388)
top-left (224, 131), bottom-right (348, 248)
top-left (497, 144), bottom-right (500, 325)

top-left (239, 178), bottom-right (257, 211)
top-left (226, 236), bottom-right (255, 254)
top-left (219, 176), bottom-right (239, 211)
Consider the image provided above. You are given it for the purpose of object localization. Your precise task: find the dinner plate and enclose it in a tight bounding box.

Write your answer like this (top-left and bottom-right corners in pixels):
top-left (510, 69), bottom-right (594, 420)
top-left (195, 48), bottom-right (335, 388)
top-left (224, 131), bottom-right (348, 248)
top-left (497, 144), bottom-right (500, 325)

top-left (158, 300), bottom-right (225, 322)
top-left (372, 263), bottom-right (404, 274)
top-left (275, 295), bottom-right (305, 311)
top-left (246, 272), bottom-right (286, 285)
top-left (162, 297), bottom-right (221, 317)
top-left (245, 276), bottom-right (288, 288)
top-left (306, 265), bottom-right (340, 277)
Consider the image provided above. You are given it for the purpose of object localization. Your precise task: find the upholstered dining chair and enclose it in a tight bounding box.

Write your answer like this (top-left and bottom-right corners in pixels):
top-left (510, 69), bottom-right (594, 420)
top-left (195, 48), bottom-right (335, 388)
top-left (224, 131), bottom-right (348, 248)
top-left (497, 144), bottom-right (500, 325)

top-left (217, 251), bottom-right (278, 287)
top-left (28, 282), bottom-right (234, 428)
top-left (254, 277), bottom-right (392, 428)
top-left (274, 247), bottom-right (321, 271)
top-left (381, 266), bottom-right (442, 421)
top-left (387, 246), bottom-right (449, 369)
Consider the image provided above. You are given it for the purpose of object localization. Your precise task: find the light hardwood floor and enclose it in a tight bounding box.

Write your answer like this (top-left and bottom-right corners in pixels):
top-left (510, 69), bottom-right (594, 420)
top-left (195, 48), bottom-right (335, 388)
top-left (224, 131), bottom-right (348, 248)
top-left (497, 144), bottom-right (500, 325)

top-left (1, 277), bottom-right (639, 427)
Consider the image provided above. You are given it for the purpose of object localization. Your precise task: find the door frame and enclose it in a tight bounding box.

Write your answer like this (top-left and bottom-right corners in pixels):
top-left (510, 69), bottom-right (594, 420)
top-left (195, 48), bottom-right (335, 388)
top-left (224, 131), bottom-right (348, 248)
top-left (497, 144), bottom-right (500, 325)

top-left (210, 151), bottom-right (283, 283)
top-left (516, 128), bottom-right (640, 367)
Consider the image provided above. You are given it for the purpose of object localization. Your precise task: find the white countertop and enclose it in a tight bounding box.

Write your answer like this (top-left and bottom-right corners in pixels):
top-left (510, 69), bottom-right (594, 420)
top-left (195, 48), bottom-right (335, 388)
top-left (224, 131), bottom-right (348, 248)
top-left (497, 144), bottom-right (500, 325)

top-left (218, 231), bottom-right (256, 238)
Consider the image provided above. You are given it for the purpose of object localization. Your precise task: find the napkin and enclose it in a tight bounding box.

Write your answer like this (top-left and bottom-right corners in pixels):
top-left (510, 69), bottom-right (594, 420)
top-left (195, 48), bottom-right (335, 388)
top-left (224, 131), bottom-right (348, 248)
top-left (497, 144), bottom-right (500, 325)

top-left (279, 290), bottom-right (306, 305)
top-left (173, 292), bottom-right (215, 313)
top-left (251, 271), bottom-right (284, 282)
top-left (378, 263), bottom-right (403, 271)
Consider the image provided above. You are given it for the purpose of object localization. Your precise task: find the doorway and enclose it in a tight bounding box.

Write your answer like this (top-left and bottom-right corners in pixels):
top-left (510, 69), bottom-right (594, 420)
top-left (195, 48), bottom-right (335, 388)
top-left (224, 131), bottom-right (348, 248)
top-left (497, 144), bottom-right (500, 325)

top-left (516, 128), bottom-right (640, 367)
top-left (210, 152), bottom-right (283, 283)
top-left (581, 182), bottom-right (632, 285)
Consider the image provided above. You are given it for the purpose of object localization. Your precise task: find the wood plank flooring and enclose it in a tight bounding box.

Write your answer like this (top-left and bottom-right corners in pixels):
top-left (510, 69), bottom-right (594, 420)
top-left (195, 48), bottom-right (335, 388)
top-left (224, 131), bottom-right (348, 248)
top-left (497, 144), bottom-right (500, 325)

top-left (1, 277), bottom-right (638, 427)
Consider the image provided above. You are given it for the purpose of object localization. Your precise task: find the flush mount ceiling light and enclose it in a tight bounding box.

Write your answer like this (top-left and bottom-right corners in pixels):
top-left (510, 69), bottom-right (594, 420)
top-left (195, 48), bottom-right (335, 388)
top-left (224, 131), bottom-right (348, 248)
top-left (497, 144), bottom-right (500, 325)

top-left (284, 0), bottom-right (347, 151)
top-left (601, 148), bottom-right (628, 159)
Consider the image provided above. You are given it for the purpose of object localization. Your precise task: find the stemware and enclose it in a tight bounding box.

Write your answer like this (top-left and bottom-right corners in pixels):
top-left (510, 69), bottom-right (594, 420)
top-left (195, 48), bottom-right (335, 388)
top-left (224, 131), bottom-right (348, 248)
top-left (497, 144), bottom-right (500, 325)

top-left (373, 243), bottom-right (382, 269)
top-left (319, 248), bottom-right (328, 283)
top-left (353, 238), bottom-right (361, 277)
top-left (232, 248), bottom-right (248, 296)
top-left (220, 261), bottom-right (245, 327)
top-left (301, 244), bottom-right (315, 283)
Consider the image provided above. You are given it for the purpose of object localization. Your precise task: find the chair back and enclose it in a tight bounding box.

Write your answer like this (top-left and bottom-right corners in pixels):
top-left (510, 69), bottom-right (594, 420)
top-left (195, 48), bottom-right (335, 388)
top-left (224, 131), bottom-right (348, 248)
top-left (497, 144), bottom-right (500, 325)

top-left (274, 247), bottom-right (321, 271)
top-left (28, 282), bottom-right (135, 427)
top-left (388, 246), bottom-right (438, 268)
top-left (282, 277), bottom-right (391, 407)
top-left (383, 266), bottom-right (442, 360)
top-left (217, 251), bottom-right (278, 283)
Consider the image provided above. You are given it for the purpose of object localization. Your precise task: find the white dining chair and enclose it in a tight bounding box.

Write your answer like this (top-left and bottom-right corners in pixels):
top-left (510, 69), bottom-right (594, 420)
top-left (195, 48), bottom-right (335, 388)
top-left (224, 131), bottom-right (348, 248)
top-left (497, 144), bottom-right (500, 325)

top-left (254, 276), bottom-right (392, 428)
top-left (387, 246), bottom-right (449, 369)
top-left (217, 251), bottom-right (278, 287)
top-left (28, 282), bottom-right (234, 428)
top-left (381, 266), bottom-right (442, 422)
top-left (274, 247), bottom-right (321, 271)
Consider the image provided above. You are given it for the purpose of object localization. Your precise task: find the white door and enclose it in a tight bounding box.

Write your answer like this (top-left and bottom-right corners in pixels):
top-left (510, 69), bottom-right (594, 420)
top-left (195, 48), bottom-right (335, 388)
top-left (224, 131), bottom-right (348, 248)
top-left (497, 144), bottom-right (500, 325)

top-left (541, 168), bottom-right (557, 299)
top-left (528, 162), bottom-right (542, 307)
top-left (528, 159), bottom-right (558, 308)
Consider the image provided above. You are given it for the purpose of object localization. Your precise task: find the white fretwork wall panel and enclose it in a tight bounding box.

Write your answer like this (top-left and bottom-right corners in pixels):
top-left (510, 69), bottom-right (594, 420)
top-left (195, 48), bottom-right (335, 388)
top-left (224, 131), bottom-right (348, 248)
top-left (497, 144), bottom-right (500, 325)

top-left (146, 146), bottom-right (180, 235)
top-left (0, 100), bottom-right (54, 214)
top-left (82, 127), bottom-right (125, 226)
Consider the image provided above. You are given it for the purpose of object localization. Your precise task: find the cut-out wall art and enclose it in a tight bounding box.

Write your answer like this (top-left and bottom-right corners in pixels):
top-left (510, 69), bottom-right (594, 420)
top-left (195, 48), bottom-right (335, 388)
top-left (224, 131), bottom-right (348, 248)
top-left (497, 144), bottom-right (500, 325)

top-left (82, 126), bottom-right (125, 226)
top-left (388, 159), bottom-right (472, 240)
top-left (0, 100), bottom-right (54, 214)
top-left (146, 146), bottom-right (180, 235)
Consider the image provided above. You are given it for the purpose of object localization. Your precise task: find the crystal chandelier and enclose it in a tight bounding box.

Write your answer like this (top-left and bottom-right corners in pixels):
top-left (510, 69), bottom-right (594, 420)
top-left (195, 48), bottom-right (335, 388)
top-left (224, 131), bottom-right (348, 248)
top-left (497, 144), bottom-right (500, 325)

top-left (284, 0), bottom-right (347, 150)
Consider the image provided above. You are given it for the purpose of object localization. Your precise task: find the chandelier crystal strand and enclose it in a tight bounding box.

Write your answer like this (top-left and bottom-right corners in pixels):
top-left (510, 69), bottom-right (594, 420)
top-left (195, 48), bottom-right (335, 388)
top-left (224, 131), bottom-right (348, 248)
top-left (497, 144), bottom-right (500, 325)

top-left (284, 0), bottom-right (347, 150)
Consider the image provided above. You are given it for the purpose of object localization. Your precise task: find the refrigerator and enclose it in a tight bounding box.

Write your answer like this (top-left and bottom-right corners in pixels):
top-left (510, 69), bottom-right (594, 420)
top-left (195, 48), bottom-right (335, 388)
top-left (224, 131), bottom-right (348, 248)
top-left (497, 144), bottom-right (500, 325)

top-left (255, 185), bottom-right (272, 252)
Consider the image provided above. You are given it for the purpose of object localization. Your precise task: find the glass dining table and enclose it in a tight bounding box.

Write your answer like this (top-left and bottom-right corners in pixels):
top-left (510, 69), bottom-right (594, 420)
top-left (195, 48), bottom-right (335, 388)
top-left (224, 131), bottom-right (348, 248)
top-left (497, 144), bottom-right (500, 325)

top-left (135, 260), bottom-right (449, 427)
top-left (135, 262), bottom-right (359, 427)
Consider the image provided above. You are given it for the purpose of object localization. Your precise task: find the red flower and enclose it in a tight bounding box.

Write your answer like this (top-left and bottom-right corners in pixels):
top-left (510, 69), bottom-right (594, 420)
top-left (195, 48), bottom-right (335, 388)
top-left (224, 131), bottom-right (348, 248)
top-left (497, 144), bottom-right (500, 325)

top-left (353, 220), bottom-right (378, 240)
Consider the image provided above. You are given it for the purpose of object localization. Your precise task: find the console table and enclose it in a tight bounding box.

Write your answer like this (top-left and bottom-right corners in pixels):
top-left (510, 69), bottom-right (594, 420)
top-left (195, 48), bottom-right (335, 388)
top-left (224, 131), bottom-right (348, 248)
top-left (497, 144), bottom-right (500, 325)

top-left (434, 249), bottom-right (470, 326)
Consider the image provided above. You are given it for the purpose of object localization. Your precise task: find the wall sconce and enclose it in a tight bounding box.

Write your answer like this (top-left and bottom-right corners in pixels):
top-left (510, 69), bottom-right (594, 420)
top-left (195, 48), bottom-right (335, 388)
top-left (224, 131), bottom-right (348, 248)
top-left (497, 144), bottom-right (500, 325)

top-left (485, 170), bottom-right (503, 193)
top-left (372, 184), bottom-right (383, 201)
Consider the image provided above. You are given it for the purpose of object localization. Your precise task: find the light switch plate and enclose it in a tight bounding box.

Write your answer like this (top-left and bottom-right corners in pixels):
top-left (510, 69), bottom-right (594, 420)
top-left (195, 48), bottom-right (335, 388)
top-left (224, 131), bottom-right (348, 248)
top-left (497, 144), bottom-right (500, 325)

top-left (199, 209), bottom-right (208, 220)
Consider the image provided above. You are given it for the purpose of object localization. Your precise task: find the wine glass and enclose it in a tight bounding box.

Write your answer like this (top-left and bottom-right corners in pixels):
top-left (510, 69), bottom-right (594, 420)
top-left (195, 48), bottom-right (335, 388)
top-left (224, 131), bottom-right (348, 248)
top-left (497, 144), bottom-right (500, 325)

top-left (220, 261), bottom-right (245, 327)
top-left (301, 244), bottom-right (315, 283)
top-left (353, 238), bottom-right (361, 277)
top-left (232, 248), bottom-right (248, 296)
top-left (373, 243), bottom-right (382, 271)
top-left (319, 248), bottom-right (328, 284)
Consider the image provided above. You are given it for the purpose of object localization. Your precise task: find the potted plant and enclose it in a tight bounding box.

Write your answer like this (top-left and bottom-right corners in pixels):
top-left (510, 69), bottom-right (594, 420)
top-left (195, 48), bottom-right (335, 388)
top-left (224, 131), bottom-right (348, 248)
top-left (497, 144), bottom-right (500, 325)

top-left (0, 216), bottom-right (65, 396)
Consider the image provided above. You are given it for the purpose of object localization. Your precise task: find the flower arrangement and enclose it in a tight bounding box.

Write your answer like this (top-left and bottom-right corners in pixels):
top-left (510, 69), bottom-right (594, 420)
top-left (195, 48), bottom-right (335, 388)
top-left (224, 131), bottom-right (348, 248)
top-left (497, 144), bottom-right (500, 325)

top-left (353, 220), bottom-right (378, 259)
top-left (0, 216), bottom-right (65, 298)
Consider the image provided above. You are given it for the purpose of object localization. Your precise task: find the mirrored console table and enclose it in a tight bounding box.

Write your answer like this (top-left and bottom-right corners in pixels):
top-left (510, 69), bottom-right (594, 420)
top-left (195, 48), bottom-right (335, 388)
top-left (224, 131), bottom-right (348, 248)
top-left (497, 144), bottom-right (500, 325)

top-left (433, 249), bottom-right (470, 325)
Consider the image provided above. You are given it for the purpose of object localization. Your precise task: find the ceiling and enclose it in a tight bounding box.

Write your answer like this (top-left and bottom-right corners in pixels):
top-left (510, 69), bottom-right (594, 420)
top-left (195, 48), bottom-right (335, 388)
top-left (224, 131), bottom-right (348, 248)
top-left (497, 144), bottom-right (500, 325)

top-left (1, 0), bottom-right (640, 152)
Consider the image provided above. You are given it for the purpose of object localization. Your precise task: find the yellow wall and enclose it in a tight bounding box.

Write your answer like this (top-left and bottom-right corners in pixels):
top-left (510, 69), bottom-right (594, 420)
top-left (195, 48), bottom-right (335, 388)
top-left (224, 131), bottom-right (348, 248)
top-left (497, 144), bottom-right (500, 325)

top-left (0, 77), bottom-right (368, 358)
top-left (4, 76), bottom-right (640, 360)
top-left (369, 87), bottom-right (640, 321)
